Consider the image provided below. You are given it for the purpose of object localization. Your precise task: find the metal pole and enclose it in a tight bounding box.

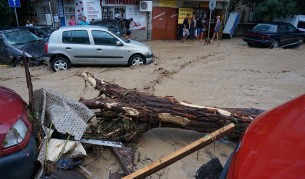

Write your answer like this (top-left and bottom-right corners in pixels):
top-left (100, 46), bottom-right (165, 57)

top-left (48, 0), bottom-right (54, 27)
top-left (207, 10), bottom-right (212, 40)
top-left (36, 1), bottom-right (39, 24)
top-left (14, 7), bottom-right (19, 27)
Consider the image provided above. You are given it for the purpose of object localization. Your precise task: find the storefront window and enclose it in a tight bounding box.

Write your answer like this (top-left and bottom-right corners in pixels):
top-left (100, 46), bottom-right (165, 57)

top-left (64, 6), bottom-right (75, 25)
top-left (38, 6), bottom-right (50, 25)
top-left (102, 7), bottom-right (125, 19)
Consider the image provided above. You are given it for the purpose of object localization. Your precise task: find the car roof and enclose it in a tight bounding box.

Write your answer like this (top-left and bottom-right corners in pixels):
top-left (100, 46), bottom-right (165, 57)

top-left (257, 22), bottom-right (291, 26)
top-left (21, 26), bottom-right (53, 29)
top-left (58, 25), bottom-right (108, 31)
top-left (0, 28), bottom-right (27, 33)
top-left (92, 19), bottom-right (119, 22)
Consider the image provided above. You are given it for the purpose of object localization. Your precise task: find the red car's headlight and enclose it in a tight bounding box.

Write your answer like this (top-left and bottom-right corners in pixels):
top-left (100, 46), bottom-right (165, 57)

top-left (3, 119), bottom-right (28, 149)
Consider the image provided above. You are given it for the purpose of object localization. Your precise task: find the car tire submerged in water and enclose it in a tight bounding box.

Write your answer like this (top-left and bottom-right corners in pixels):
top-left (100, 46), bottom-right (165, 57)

top-left (297, 38), bottom-right (304, 46)
top-left (51, 57), bottom-right (70, 72)
top-left (128, 55), bottom-right (145, 66)
top-left (247, 43), bottom-right (253, 47)
top-left (272, 40), bottom-right (279, 48)
top-left (13, 58), bottom-right (23, 67)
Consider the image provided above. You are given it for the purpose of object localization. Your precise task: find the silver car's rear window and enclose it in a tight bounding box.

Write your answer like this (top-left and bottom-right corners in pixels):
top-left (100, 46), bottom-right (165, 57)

top-left (62, 30), bottom-right (90, 44)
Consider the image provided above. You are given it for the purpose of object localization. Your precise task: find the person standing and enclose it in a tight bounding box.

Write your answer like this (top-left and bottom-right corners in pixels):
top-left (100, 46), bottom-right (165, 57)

top-left (79, 16), bottom-right (89, 25)
top-left (90, 18), bottom-right (95, 25)
top-left (212, 16), bottom-right (221, 42)
top-left (182, 14), bottom-right (191, 42)
top-left (197, 15), bottom-right (206, 42)
top-left (189, 15), bottom-right (196, 40)
top-left (68, 16), bottom-right (76, 26)
top-left (125, 18), bottom-right (133, 30)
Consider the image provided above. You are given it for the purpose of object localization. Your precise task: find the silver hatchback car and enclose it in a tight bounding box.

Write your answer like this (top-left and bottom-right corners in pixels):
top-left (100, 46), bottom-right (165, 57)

top-left (44, 26), bottom-right (153, 72)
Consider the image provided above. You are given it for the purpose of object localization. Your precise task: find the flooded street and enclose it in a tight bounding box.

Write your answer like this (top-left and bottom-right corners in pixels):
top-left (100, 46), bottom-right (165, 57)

top-left (1, 38), bottom-right (305, 178)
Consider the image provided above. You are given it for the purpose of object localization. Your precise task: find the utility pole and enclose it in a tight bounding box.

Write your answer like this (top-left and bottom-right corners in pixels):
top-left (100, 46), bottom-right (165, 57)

top-left (11, 0), bottom-right (20, 27)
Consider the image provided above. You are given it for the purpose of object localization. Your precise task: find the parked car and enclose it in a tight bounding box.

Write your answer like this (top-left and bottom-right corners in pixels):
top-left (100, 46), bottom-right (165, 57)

top-left (19, 26), bottom-right (56, 39)
top-left (220, 94), bottom-right (305, 178)
top-left (90, 19), bottom-right (124, 35)
top-left (0, 87), bottom-right (38, 179)
top-left (0, 29), bottom-right (45, 66)
top-left (243, 22), bottom-right (304, 48)
top-left (275, 15), bottom-right (305, 32)
top-left (44, 26), bottom-right (154, 72)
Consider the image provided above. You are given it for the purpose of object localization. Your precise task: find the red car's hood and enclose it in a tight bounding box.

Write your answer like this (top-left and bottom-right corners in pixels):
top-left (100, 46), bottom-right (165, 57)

top-left (227, 94), bottom-right (305, 179)
top-left (0, 87), bottom-right (25, 130)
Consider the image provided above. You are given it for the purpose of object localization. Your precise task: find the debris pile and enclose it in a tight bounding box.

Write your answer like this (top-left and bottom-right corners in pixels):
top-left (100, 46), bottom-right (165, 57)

top-left (80, 71), bottom-right (264, 141)
top-left (29, 71), bottom-right (264, 178)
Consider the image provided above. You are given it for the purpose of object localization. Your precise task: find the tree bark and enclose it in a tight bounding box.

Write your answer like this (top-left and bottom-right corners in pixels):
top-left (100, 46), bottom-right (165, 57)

top-left (80, 72), bottom-right (264, 141)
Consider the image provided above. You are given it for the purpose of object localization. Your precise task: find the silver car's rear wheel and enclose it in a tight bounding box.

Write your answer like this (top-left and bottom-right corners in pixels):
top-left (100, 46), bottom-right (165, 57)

top-left (129, 55), bottom-right (145, 66)
top-left (51, 57), bottom-right (70, 72)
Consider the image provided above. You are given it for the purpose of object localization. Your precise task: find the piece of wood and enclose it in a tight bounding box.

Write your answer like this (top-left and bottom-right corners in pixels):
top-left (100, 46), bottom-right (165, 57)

top-left (122, 123), bottom-right (235, 179)
top-left (24, 55), bottom-right (33, 112)
top-left (111, 147), bottom-right (135, 175)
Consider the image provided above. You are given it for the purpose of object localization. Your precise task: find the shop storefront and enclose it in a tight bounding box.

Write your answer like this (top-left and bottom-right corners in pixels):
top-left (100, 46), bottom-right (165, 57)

top-left (100, 0), bottom-right (150, 40)
top-left (55, 0), bottom-right (149, 40)
top-left (151, 0), bottom-right (230, 40)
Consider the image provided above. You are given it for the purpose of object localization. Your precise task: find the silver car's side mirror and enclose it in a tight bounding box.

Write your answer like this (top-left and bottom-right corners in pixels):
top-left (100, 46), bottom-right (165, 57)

top-left (116, 41), bottom-right (123, 46)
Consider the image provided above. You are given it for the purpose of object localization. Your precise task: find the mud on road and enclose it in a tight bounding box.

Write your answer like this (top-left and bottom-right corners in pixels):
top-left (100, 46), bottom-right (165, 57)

top-left (1, 38), bottom-right (305, 178)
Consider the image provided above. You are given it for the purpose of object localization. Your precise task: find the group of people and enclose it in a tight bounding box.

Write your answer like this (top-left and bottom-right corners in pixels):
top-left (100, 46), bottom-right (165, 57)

top-left (68, 15), bottom-right (89, 26)
top-left (182, 14), bottom-right (221, 43)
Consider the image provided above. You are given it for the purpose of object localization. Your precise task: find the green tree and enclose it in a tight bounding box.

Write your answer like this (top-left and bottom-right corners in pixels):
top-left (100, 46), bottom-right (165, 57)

top-left (243, 0), bottom-right (298, 21)
top-left (229, 0), bottom-right (242, 12)
top-left (296, 0), bottom-right (305, 14)
top-left (0, 0), bottom-right (14, 28)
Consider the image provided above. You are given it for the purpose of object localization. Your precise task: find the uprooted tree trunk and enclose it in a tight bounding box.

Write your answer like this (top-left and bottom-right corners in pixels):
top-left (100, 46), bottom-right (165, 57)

top-left (79, 72), bottom-right (264, 142)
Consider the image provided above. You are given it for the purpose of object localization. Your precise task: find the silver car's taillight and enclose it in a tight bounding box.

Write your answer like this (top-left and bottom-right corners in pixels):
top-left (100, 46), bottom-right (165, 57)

top-left (2, 119), bottom-right (28, 149)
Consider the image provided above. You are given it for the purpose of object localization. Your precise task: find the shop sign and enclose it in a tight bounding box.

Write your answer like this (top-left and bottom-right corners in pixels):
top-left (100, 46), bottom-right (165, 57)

top-left (75, 0), bottom-right (84, 21)
top-left (209, 0), bottom-right (216, 10)
top-left (84, 0), bottom-right (102, 21)
top-left (159, 0), bottom-right (176, 7)
top-left (199, 2), bottom-right (209, 8)
top-left (178, 8), bottom-right (193, 24)
top-left (76, 0), bottom-right (102, 22)
top-left (103, 0), bottom-right (140, 5)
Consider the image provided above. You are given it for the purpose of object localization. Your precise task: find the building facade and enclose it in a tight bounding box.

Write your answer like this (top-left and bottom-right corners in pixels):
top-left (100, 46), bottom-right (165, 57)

top-left (36, 0), bottom-right (230, 41)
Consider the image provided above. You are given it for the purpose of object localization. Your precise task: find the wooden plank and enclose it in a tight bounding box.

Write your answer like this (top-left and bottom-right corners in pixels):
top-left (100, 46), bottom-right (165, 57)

top-left (122, 123), bottom-right (235, 179)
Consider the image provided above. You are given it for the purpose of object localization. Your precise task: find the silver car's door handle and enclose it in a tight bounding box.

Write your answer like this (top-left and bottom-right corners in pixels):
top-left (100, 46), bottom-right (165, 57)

top-left (96, 48), bottom-right (102, 51)
top-left (66, 47), bottom-right (71, 49)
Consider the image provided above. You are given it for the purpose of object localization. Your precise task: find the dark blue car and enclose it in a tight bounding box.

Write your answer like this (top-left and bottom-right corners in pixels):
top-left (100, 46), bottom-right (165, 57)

top-left (243, 22), bottom-right (304, 48)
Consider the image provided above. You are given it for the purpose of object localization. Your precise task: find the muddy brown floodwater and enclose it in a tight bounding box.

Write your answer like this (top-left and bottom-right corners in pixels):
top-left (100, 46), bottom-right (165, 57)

top-left (1, 38), bottom-right (305, 178)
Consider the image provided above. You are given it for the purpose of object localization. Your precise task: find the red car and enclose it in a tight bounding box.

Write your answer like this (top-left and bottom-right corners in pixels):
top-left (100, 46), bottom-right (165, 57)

top-left (220, 94), bottom-right (305, 178)
top-left (0, 87), bottom-right (37, 179)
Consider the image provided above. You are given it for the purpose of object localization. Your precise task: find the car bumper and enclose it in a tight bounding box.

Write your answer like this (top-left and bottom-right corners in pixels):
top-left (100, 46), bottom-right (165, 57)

top-left (243, 38), bottom-right (273, 47)
top-left (31, 56), bottom-right (45, 65)
top-left (43, 53), bottom-right (52, 63)
top-left (145, 54), bottom-right (154, 64)
top-left (44, 57), bottom-right (51, 63)
top-left (0, 135), bottom-right (38, 179)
